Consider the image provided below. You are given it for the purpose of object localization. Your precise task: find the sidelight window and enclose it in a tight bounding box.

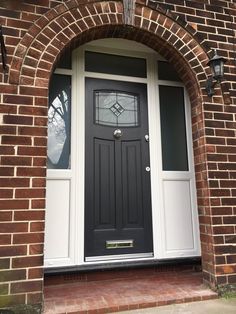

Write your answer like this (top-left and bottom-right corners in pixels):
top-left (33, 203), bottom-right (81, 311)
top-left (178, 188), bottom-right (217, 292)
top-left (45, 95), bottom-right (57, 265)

top-left (47, 74), bottom-right (71, 169)
top-left (159, 85), bottom-right (188, 171)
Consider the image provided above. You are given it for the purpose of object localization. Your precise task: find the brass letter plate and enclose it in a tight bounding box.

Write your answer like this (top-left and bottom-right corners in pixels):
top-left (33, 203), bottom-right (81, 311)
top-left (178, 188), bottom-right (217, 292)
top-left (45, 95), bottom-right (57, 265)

top-left (106, 240), bottom-right (134, 249)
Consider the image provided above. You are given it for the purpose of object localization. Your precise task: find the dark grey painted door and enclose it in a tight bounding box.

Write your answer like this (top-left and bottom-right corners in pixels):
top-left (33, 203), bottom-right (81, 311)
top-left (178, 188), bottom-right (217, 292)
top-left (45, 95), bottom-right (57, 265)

top-left (85, 78), bottom-right (153, 258)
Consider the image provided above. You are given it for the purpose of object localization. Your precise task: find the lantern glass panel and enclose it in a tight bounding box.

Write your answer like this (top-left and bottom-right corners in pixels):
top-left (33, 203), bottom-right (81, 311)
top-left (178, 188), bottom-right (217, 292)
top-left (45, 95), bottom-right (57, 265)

top-left (212, 59), bottom-right (224, 80)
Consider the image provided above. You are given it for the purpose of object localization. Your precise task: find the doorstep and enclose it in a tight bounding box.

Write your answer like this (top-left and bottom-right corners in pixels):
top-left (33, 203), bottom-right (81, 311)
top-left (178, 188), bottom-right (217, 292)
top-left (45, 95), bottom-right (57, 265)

top-left (43, 265), bottom-right (218, 313)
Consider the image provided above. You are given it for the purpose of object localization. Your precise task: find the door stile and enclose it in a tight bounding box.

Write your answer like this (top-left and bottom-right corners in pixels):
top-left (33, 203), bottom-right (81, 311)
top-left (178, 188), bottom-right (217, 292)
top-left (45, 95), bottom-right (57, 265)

top-left (146, 54), bottom-right (164, 258)
top-left (115, 139), bottom-right (122, 234)
top-left (73, 48), bottom-right (86, 265)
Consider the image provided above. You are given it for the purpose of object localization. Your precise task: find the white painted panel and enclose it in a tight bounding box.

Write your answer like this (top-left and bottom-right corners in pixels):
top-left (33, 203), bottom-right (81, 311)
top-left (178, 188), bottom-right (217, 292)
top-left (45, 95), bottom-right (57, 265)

top-left (163, 180), bottom-right (194, 252)
top-left (45, 179), bottom-right (70, 260)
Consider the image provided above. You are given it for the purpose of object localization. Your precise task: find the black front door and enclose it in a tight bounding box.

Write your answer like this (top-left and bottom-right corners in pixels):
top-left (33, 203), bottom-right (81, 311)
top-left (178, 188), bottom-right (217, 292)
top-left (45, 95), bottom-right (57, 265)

top-left (85, 78), bottom-right (153, 259)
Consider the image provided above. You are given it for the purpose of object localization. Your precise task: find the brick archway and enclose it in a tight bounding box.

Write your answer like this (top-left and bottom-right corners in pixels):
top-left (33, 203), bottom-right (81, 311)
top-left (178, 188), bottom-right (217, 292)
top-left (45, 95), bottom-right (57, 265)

top-left (9, 0), bottom-right (212, 95)
top-left (2, 0), bottom-right (229, 309)
top-left (9, 0), bottom-right (217, 282)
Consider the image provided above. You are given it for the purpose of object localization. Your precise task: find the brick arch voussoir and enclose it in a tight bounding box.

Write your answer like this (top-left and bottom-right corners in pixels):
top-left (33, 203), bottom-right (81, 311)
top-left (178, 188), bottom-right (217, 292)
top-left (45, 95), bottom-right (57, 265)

top-left (145, 0), bottom-right (212, 54)
top-left (9, 0), bottom-right (123, 85)
top-left (135, 4), bottom-right (210, 87)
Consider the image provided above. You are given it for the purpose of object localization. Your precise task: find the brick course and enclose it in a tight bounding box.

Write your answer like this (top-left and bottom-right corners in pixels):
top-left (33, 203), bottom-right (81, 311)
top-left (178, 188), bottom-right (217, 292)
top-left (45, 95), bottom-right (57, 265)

top-left (0, 0), bottom-right (235, 311)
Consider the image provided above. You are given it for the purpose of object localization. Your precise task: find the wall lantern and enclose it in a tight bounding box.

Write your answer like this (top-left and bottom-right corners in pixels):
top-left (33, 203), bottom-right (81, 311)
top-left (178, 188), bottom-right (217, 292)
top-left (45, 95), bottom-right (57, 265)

top-left (206, 50), bottom-right (227, 97)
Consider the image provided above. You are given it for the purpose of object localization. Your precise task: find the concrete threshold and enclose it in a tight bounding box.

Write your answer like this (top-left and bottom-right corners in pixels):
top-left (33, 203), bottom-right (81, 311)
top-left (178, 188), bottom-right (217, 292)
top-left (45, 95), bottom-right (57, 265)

top-left (122, 298), bottom-right (236, 314)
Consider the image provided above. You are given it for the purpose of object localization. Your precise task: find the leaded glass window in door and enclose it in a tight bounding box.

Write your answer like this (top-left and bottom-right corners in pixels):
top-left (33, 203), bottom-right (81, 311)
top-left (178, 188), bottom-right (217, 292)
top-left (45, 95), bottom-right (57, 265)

top-left (95, 91), bottom-right (139, 127)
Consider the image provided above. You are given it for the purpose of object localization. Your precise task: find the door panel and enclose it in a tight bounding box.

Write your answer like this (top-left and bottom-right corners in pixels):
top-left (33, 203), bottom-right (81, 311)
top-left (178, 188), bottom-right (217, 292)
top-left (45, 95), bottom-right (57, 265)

top-left (94, 139), bottom-right (115, 229)
top-left (163, 180), bottom-right (194, 251)
top-left (85, 78), bottom-right (153, 259)
top-left (122, 141), bottom-right (143, 227)
top-left (45, 179), bottom-right (70, 261)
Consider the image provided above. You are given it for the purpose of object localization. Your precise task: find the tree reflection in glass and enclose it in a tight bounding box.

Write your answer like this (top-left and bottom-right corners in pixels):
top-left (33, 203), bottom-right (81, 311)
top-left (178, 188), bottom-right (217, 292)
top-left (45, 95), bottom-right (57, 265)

top-left (47, 74), bottom-right (71, 169)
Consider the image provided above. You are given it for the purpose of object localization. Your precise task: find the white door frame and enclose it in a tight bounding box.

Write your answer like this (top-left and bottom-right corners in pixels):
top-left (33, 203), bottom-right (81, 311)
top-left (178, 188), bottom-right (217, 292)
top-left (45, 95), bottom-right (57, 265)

top-left (45, 39), bottom-right (200, 268)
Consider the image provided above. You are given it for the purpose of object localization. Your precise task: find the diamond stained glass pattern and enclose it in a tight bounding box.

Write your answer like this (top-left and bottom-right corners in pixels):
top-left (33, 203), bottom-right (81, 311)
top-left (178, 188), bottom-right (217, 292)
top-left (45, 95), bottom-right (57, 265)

top-left (95, 91), bottom-right (139, 127)
top-left (110, 102), bottom-right (125, 116)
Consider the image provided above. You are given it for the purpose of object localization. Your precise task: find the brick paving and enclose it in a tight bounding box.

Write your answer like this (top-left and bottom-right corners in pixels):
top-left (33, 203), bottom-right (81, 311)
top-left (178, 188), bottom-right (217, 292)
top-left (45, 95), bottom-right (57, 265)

top-left (43, 268), bottom-right (218, 313)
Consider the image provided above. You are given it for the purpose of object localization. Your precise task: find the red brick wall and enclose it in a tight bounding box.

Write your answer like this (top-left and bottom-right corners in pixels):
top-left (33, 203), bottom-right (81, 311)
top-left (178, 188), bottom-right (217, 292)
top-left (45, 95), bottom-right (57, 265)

top-left (0, 0), bottom-right (235, 310)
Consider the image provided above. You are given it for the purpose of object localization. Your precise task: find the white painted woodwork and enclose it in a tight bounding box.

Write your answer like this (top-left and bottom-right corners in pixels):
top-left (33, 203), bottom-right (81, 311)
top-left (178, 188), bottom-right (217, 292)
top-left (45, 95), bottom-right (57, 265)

top-left (45, 38), bottom-right (201, 268)
top-left (163, 180), bottom-right (194, 253)
top-left (44, 179), bottom-right (74, 266)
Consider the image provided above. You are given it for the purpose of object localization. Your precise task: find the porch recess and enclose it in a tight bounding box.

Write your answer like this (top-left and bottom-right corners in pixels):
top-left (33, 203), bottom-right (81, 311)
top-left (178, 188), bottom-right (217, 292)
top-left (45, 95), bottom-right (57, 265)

top-left (45, 39), bottom-right (201, 269)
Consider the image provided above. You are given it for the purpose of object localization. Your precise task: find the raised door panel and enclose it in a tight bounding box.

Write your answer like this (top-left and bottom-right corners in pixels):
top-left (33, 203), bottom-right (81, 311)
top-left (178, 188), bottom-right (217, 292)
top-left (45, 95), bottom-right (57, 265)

top-left (94, 139), bottom-right (116, 229)
top-left (121, 141), bottom-right (144, 228)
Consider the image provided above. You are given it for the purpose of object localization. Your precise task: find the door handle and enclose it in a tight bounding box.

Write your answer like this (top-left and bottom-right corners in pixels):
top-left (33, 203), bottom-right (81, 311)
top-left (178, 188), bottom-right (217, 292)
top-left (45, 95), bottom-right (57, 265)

top-left (145, 135), bottom-right (149, 142)
top-left (113, 129), bottom-right (122, 139)
top-left (146, 167), bottom-right (150, 172)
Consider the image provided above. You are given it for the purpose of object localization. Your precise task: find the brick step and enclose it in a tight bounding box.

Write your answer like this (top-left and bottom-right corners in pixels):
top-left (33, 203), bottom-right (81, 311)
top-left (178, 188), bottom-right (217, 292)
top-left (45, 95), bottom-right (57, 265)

top-left (44, 270), bottom-right (218, 314)
top-left (44, 262), bottom-right (202, 286)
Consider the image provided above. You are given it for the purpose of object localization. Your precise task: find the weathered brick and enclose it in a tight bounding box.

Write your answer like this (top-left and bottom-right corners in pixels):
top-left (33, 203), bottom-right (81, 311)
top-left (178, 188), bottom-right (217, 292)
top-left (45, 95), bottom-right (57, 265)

top-left (32, 178), bottom-right (46, 188)
top-left (0, 283), bottom-right (8, 295)
top-left (0, 269), bottom-right (26, 282)
top-left (28, 268), bottom-right (43, 279)
top-left (32, 155), bottom-right (46, 166)
top-left (0, 200), bottom-right (29, 210)
top-left (0, 190), bottom-right (13, 199)
top-left (11, 280), bottom-right (43, 294)
top-left (17, 146), bottom-right (47, 156)
top-left (34, 137), bottom-right (47, 146)
top-left (29, 243), bottom-right (44, 254)
top-left (0, 245), bottom-right (27, 257)
top-left (17, 167), bottom-right (46, 177)
top-left (12, 255), bottom-right (43, 268)
top-left (31, 199), bottom-right (45, 209)
top-left (0, 0), bottom-right (235, 306)
top-left (3, 95), bottom-right (33, 105)
top-left (0, 167), bottom-right (14, 176)
top-left (1, 135), bottom-right (32, 145)
top-left (1, 156), bottom-right (32, 166)
top-left (0, 294), bottom-right (26, 307)
top-left (14, 210), bottom-right (45, 221)
top-left (13, 232), bottom-right (44, 244)
top-left (27, 292), bottom-right (43, 304)
top-left (15, 188), bottom-right (45, 199)
top-left (18, 126), bottom-right (47, 136)
top-left (0, 223), bottom-right (28, 233)
top-left (0, 178), bottom-right (30, 188)
top-left (0, 235), bottom-right (11, 245)
top-left (0, 125), bottom-right (16, 135)
top-left (30, 222), bottom-right (45, 232)
top-left (3, 115), bottom-right (33, 126)
top-left (19, 106), bottom-right (48, 116)
top-left (0, 146), bottom-right (15, 155)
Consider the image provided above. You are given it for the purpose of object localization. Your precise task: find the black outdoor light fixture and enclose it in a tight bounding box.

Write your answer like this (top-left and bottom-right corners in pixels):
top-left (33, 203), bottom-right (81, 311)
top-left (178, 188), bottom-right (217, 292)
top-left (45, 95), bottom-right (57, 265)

top-left (206, 50), bottom-right (227, 97)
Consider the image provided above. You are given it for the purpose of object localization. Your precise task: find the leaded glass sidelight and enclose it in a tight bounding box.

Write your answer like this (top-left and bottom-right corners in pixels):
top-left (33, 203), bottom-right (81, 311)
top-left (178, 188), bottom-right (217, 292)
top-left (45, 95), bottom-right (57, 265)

top-left (95, 91), bottom-right (139, 127)
top-left (47, 74), bottom-right (71, 169)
